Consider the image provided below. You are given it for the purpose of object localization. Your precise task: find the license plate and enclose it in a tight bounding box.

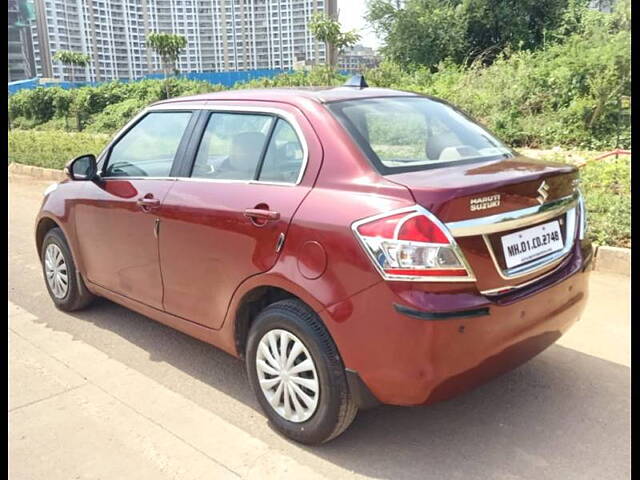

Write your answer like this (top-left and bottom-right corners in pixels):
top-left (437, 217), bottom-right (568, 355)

top-left (501, 220), bottom-right (564, 269)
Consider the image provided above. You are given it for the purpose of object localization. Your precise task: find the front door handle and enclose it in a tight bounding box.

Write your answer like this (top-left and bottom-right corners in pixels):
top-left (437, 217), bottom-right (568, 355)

top-left (137, 195), bottom-right (160, 211)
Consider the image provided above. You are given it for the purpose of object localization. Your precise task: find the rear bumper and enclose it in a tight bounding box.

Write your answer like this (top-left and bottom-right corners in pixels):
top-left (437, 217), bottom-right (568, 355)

top-left (324, 241), bottom-right (592, 407)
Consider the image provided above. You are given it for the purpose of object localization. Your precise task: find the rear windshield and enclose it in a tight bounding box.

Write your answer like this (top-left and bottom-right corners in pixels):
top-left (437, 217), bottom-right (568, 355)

top-left (327, 97), bottom-right (512, 174)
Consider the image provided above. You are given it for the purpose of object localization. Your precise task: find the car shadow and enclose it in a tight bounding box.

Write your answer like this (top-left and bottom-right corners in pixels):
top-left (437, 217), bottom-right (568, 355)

top-left (58, 297), bottom-right (629, 480)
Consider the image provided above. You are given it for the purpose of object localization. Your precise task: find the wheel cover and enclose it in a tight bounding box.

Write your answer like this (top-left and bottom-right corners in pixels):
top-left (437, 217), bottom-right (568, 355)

top-left (44, 244), bottom-right (68, 299)
top-left (255, 329), bottom-right (320, 423)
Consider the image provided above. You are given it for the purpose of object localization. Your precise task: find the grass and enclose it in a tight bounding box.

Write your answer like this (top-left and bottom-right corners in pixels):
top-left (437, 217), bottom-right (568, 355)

top-left (8, 130), bottom-right (630, 248)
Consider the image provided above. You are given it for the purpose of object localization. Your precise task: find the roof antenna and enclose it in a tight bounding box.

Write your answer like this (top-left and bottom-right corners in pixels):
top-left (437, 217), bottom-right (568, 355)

top-left (344, 74), bottom-right (368, 89)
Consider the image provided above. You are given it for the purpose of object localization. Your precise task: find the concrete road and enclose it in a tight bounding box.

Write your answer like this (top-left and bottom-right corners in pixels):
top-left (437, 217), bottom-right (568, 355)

top-left (9, 174), bottom-right (630, 480)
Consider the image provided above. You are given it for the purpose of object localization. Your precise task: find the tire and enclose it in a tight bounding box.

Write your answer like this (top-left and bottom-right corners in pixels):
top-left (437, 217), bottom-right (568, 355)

top-left (246, 299), bottom-right (358, 445)
top-left (41, 227), bottom-right (94, 312)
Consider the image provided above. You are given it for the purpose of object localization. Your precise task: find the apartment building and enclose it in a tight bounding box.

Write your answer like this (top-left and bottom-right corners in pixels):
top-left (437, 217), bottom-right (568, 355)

top-left (8, 0), bottom-right (37, 81)
top-left (338, 44), bottom-right (379, 73)
top-left (31, 0), bottom-right (336, 82)
top-left (590, 0), bottom-right (615, 12)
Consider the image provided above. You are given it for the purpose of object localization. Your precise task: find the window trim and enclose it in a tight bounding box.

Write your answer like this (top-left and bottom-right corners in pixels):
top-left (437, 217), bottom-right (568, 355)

top-left (99, 109), bottom-right (197, 180)
top-left (173, 104), bottom-right (310, 186)
top-left (97, 104), bottom-right (310, 186)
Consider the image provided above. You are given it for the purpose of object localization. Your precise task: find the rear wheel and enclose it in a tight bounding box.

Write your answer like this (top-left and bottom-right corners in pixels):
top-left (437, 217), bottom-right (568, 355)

top-left (41, 228), bottom-right (94, 311)
top-left (246, 299), bottom-right (358, 444)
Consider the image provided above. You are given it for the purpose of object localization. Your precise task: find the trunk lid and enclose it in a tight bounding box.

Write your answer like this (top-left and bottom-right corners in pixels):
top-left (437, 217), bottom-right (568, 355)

top-left (386, 155), bottom-right (581, 293)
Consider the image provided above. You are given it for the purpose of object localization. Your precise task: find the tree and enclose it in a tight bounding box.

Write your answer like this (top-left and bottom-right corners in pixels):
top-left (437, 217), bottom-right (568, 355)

top-left (53, 50), bottom-right (91, 83)
top-left (309, 12), bottom-right (360, 69)
top-left (366, 0), bottom-right (466, 69)
top-left (462, 0), bottom-right (578, 59)
top-left (366, 0), bottom-right (576, 70)
top-left (146, 32), bottom-right (187, 98)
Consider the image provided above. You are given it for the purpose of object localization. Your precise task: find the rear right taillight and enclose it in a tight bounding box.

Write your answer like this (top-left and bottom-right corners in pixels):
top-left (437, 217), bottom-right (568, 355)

top-left (352, 206), bottom-right (476, 282)
top-left (578, 189), bottom-right (587, 240)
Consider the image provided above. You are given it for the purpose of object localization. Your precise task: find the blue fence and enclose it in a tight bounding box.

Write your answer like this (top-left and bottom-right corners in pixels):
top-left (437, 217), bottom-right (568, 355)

top-left (8, 69), bottom-right (287, 95)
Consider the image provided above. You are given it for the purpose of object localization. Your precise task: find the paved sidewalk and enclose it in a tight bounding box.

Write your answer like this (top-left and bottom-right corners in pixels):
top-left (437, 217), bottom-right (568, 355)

top-left (9, 301), bottom-right (326, 480)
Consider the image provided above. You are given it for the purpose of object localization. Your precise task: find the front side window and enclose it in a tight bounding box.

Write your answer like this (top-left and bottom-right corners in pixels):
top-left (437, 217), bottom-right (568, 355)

top-left (327, 97), bottom-right (512, 174)
top-left (105, 112), bottom-right (192, 177)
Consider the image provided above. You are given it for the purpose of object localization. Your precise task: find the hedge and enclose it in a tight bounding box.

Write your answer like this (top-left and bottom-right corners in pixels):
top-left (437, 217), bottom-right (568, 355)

top-left (8, 130), bottom-right (110, 170)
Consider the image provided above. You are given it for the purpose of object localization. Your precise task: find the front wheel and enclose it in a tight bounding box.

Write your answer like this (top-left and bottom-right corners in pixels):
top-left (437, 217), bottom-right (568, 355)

top-left (246, 299), bottom-right (358, 445)
top-left (41, 227), bottom-right (94, 311)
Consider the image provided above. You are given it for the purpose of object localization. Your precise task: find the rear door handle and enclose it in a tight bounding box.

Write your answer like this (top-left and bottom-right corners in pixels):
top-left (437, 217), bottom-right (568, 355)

top-left (243, 208), bottom-right (280, 222)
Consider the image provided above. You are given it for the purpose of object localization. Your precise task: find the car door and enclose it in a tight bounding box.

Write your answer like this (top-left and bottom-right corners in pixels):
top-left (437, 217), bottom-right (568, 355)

top-left (74, 110), bottom-right (196, 309)
top-left (157, 104), bottom-right (322, 329)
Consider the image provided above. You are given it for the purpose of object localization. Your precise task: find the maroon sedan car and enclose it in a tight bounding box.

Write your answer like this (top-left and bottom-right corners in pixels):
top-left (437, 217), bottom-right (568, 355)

top-left (36, 78), bottom-right (592, 444)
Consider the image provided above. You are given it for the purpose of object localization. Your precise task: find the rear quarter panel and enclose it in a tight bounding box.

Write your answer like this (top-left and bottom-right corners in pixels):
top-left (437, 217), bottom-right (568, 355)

top-left (217, 99), bottom-right (417, 352)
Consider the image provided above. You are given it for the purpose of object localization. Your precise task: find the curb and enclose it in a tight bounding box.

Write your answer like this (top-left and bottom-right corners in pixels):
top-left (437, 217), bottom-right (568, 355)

top-left (9, 162), bottom-right (66, 181)
top-left (8, 162), bottom-right (631, 277)
top-left (592, 245), bottom-right (630, 277)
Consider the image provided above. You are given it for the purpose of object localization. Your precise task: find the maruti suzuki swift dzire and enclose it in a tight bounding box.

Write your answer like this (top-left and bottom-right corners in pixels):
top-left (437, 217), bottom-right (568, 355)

top-left (36, 77), bottom-right (592, 444)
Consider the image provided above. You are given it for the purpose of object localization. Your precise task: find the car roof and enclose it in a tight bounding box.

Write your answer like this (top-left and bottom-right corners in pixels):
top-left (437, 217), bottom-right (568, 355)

top-left (153, 86), bottom-right (421, 108)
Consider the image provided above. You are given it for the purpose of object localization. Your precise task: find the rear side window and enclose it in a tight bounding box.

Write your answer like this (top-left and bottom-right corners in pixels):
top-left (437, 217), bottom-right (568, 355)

top-left (258, 119), bottom-right (304, 183)
top-left (192, 113), bottom-right (273, 181)
top-left (327, 97), bottom-right (512, 174)
top-left (191, 112), bottom-right (305, 183)
top-left (105, 112), bottom-right (192, 177)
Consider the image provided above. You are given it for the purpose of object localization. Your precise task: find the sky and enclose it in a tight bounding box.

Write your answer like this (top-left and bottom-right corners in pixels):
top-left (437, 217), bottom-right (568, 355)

top-left (337, 0), bottom-right (382, 50)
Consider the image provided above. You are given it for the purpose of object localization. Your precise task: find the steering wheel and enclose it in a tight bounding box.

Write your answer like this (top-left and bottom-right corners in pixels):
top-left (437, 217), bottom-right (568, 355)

top-left (191, 161), bottom-right (215, 177)
top-left (107, 161), bottom-right (147, 177)
top-left (437, 145), bottom-right (481, 161)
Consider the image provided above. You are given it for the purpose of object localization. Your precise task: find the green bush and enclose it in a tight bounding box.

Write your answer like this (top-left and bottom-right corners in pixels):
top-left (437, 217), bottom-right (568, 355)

top-left (84, 98), bottom-right (148, 133)
top-left (579, 155), bottom-right (630, 248)
top-left (521, 150), bottom-right (630, 248)
top-left (8, 130), bottom-right (110, 170)
top-left (8, 78), bottom-right (225, 134)
top-left (360, 24), bottom-right (630, 150)
top-left (355, 1), bottom-right (630, 150)
top-left (9, 87), bottom-right (59, 124)
top-left (235, 65), bottom-right (346, 89)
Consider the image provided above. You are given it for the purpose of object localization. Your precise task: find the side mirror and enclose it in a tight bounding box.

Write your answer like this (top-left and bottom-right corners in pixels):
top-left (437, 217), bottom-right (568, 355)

top-left (65, 154), bottom-right (98, 181)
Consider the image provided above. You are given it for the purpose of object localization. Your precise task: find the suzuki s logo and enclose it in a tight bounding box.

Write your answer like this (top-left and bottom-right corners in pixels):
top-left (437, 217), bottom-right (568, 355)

top-left (537, 180), bottom-right (550, 205)
top-left (470, 194), bottom-right (501, 212)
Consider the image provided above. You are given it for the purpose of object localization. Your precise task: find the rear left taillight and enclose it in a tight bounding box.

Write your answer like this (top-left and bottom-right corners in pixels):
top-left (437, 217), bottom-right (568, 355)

top-left (352, 206), bottom-right (476, 282)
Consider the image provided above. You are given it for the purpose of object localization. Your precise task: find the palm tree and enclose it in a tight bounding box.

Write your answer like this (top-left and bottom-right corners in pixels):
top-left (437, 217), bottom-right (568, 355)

top-left (53, 50), bottom-right (91, 84)
top-left (146, 32), bottom-right (188, 98)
